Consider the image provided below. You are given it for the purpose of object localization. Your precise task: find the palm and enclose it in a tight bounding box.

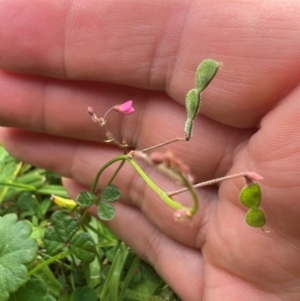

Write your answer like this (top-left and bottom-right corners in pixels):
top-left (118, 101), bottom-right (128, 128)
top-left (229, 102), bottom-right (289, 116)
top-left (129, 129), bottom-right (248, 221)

top-left (0, 1), bottom-right (300, 300)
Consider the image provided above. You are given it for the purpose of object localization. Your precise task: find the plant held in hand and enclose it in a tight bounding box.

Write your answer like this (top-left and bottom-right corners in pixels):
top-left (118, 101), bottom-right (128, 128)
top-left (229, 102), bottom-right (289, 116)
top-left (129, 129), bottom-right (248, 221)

top-left (71, 59), bottom-right (266, 229)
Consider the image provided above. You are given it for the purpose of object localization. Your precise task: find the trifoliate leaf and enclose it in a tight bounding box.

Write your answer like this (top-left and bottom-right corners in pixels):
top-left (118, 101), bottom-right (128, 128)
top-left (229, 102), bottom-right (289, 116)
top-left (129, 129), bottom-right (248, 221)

top-left (76, 191), bottom-right (97, 207)
top-left (51, 211), bottom-right (79, 242)
top-left (70, 232), bottom-right (96, 263)
top-left (97, 201), bottom-right (116, 221)
top-left (195, 59), bottom-right (220, 92)
top-left (245, 208), bottom-right (266, 228)
top-left (70, 287), bottom-right (97, 301)
top-left (0, 214), bottom-right (37, 301)
top-left (8, 279), bottom-right (56, 301)
top-left (240, 183), bottom-right (261, 208)
top-left (43, 227), bottom-right (65, 256)
top-left (185, 89), bottom-right (200, 120)
top-left (100, 185), bottom-right (121, 202)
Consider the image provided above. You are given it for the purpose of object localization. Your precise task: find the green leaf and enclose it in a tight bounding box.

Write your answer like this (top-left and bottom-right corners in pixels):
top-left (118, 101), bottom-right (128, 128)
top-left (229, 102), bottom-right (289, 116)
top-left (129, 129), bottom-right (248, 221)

top-left (185, 89), bottom-right (200, 121)
top-left (44, 297), bottom-right (56, 301)
top-left (195, 59), bottom-right (220, 92)
top-left (147, 297), bottom-right (164, 301)
top-left (36, 185), bottom-right (69, 198)
top-left (76, 191), bottom-right (97, 207)
top-left (32, 258), bottom-right (63, 297)
top-left (97, 201), bottom-right (116, 221)
top-left (105, 246), bottom-right (119, 263)
top-left (240, 183), bottom-right (261, 208)
top-left (245, 208), bottom-right (266, 228)
top-left (8, 279), bottom-right (56, 301)
top-left (100, 185), bottom-right (121, 202)
top-left (84, 257), bottom-right (102, 288)
top-left (70, 287), bottom-right (97, 301)
top-left (184, 118), bottom-right (193, 141)
top-left (139, 261), bottom-right (161, 283)
top-left (51, 211), bottom-right (79, 241)
top-left (16, 171), bottom-right (45, 188)
top-left (70, 232), bottom-right (96, 263)
top-left (122, 261), bottom-right (162, 300)
top-left (44, 227), bottom-right (65, 256)
top-left (0, 150), bottom-right (18, 182)
top-left (17, 192), bottom-right (37, 217)
top-left (0, 149), bottom-right (19, 202)
top-left (0, 214), bottom-right (37, 301)
top-left (99, 243), bottom-right (129, 301)
top-left (40, 199), bottom-right (52, 216)
top-left (156, 286), bottom-right (180, 301)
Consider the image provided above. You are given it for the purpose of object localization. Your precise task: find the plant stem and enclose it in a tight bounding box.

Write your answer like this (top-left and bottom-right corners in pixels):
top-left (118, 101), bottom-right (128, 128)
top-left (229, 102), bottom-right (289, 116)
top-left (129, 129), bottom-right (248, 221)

top-left (91, 155), bottom-right (128, 193)
top-left (179, 174), bottom-right (198, 215)
top-left (168, 172), bottom-right (249, 197)
top-left (103, 107), bottom-right (114, 120)
top-left (84, 222), bottom-right (116, 243)
top-left (107, 160), bottom-right (125, 185)
top-left (0, 181), bottom-right (35, 190)
top-left (138, 137), bottom-right (187, 153)
top-left (70, 252), bottom-right (83, 283)
top-left (127, 157), bottom-right (183, 210)
top-left (107, 149), bottom-right (127, 186)
top-left (118, 256), bottom-right (141, 300)
top-left (28, 251), bottom-right (69, 276)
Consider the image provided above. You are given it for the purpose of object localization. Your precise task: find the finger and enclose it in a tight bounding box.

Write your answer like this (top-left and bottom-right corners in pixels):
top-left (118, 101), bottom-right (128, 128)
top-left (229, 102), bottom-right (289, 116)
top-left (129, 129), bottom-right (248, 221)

top-left (1, 1), bottom-right (300, 126)
top-left (203, 85), bottom-right (300, 290)
top-left (240, 85), bottom-right (300, 236)
top-left (0, 128), bottom-right (216, 246)
top-left (181, 87), bottom-right (300, 300)
top-left (63, 177), bottom-right (204, 301)
top-left (0, 71), bottom-right (143, 137)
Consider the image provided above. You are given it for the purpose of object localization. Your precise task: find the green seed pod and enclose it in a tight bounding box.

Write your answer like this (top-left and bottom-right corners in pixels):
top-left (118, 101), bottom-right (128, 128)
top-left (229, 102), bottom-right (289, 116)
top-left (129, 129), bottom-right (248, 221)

top-left (185, 89), bottom-right (200, 120)
top-left (245, 208), bottom-right (266, 228)
top-left (184, 118), bottom-right (193, 140)
top-left (195, 59), bottom-right (220, 93)
top-left (240, 183), bottom-right (261, 208)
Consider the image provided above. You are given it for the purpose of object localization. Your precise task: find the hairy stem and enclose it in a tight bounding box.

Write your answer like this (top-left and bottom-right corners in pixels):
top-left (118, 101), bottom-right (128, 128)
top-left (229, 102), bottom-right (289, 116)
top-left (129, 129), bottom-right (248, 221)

top-left (168, 172), bottom-right (250, 197)
top-left (137, 137), bottom-right (187, 153)
top-left (179, 174), bottom-right (199, 215)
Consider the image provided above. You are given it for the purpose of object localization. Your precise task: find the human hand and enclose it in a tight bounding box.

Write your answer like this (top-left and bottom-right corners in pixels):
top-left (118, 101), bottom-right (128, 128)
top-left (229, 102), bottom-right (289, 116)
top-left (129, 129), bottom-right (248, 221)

top-left (1, 1), bottom-right (300, 300)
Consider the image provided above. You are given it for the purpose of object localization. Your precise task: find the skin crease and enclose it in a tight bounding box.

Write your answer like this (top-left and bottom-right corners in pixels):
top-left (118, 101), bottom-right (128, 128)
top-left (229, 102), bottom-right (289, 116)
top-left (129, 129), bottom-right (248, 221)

top-left (1, 0), bottom-right (300, 300)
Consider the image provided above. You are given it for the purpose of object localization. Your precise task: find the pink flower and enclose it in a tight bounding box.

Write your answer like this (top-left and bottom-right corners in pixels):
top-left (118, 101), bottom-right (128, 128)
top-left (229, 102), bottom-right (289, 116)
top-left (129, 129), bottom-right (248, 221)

top-left (113, 100), bottom-right (135, 114)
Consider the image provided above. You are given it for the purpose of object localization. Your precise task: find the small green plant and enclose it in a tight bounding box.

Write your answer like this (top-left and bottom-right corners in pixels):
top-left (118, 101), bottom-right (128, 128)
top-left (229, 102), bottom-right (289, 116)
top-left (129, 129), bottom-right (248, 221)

top-left (0, 145), bottom-right (178, 300)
